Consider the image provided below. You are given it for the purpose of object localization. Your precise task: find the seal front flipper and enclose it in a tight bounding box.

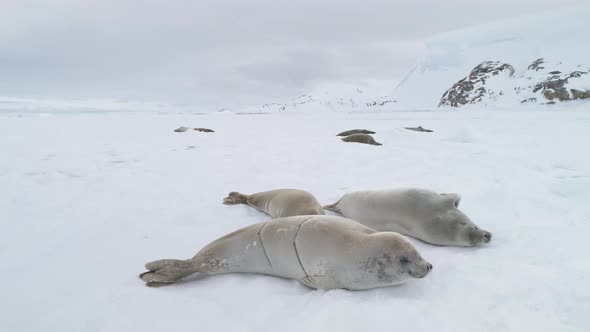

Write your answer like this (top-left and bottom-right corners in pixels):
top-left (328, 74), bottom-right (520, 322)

top-left (223, 192), bottom-right (249, 205)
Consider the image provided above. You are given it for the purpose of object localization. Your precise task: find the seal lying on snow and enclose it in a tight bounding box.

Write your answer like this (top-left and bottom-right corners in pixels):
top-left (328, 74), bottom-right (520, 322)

top-left (405, 126), bottom-right (433, 133)
top-left (194, 128), bottom-right (214, 132)
top-left (337, 129), bottom-right (376, 136)
top-left (139, 215), bottom-right (432, 290)
top-left (324, 188), bottom-right (492, 246)
top-left (223, 189), bottom-right (324, 218)
top-left (341, 133), bottom-right (382, 146)
top-left (174, 126), bottom-right (191, 132)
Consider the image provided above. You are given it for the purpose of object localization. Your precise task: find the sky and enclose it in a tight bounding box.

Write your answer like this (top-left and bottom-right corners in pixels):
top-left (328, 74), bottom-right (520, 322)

top-left (0, 0), bottom-right (585, 110)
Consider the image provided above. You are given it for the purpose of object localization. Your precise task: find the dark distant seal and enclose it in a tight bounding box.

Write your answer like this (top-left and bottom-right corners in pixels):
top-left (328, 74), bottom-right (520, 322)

top-left (324, 188), bottom-right (492, 246)
top-left (405, 126), bottom-right (433, 133)
top-left (174, 126), bottom-right (191, 132)
top-left (139, 215), bottom-right (433, 290)
top-left (341, 133), bottom-right (382, 146)
top-left (194, 128), bottom-right (215, 132)
top-left (223, 189), bottom-right (324, 218)
top-left (337, 129), bottom-right (376, 136)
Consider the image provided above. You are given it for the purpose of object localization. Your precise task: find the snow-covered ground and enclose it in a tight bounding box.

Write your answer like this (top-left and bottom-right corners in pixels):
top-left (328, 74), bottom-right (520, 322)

top-left (1, 110), bottom-right (589, 332)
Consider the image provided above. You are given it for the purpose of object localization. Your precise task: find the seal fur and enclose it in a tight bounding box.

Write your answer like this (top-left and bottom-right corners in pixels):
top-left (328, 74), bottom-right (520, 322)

top-left (341, 133), bottom-right (382, 146)
top-left (139, 215), bottom-right (432, 290)
top-left (223, 189), bottom-right (324, 218)
top-left (324, 188), bottom-right (492, 246)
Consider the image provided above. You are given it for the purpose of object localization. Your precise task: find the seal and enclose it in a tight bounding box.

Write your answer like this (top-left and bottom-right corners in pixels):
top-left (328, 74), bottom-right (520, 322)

top-left (174, 126), bottom-right (191, 132)
top-left (405, 126), bottom-right (433, 133)
top-left (324, 188), bottom-right (492, 246)
top-left (139, 215), bottom-right (432, 290)
top-left (341, 133), bottom-right (382, 146)
top-left (194, 128), bottom-right (214, 132)
top-left (337, 129), bottom-right (376, 136)
top-left (223, 189), bottom-right (324, 218)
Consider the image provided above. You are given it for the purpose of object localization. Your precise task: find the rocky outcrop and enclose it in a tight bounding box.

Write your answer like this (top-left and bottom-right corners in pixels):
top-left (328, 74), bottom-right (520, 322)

top-left (528, 58), bottom-right (545, 71)
top-left (439, 61), bottom-right (515, 107)
top-left (440, 58), bottom-right (590, 107)
top-left (531, 63), bottom-right (589, 102)
top-left (520, 58), bottom-right (590, 104)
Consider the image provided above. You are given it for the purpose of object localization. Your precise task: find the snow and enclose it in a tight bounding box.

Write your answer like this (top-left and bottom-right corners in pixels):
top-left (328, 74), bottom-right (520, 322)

top-left (239, 80), bottom-right (396, 113)
top-left (0, 96), bottom-right (181, 113)
top-left (391, 5), bottom-right (590, 109)
top-left (1, 110), bottom-right (589, 332)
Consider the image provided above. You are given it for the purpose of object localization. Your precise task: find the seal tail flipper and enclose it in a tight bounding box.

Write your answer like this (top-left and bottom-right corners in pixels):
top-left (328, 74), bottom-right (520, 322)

top-left (223, 192), bottom-right (249, 205)
top-left (139, 259), bottom-right (201, 287)
top-left (323, 200), bottom-right (342, 214)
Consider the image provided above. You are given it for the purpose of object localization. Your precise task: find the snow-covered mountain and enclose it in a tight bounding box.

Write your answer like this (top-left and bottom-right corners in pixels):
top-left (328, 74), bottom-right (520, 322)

top-left (391, 6), bottom-right (590, 109)
top-left (237, 81), bottom-right (396, 113)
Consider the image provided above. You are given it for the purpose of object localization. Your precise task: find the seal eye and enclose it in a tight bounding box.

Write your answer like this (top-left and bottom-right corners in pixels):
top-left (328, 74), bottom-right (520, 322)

top-left (474, 227), bottom-right (479, 230)
top-left (399, 256), bottom-right (410, 263)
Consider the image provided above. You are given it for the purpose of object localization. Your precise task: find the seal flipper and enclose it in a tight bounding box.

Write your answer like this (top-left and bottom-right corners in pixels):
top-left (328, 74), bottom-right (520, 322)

top-left (223, 192), bottom-right (250, 205)
top-left (323, 200), bottom-right (342, 214)
top-left (139, 258), bottom-right (201, 286)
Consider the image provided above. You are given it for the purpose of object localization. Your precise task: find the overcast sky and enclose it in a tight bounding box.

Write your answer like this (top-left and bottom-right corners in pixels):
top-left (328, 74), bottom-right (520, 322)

top-left (0, 0), bottom-right (584, 109)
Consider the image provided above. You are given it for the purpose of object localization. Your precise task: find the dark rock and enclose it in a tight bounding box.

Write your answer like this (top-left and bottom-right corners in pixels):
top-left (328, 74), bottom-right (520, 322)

top-left (521, 97), bottom-right (537, 103)
top-left (439, 61), bottom-right (515, 107)
top-left (571, 89), bottom-right (590, 100)
top-left (528, 58), bottom-right (545, 71)
top-left (533, 70), bottom-right (589, 102)
top-left (367, 100), bottom-right (396, 107)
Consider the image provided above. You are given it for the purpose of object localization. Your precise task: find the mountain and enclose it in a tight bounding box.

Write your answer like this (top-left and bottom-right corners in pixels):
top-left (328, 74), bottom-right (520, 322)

top-left (391, 6), bottom-right (590, 109)
top-left (237, 81), bottom-right (396, 113)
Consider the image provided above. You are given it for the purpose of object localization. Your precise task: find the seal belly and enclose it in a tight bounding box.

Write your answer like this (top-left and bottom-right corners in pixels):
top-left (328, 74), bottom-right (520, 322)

top-left (260, 216), bottom-right (311, 279)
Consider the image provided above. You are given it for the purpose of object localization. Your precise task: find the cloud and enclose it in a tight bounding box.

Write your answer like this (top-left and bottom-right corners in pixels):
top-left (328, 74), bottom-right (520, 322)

top-left (0, 0), bottom-right (585, 109)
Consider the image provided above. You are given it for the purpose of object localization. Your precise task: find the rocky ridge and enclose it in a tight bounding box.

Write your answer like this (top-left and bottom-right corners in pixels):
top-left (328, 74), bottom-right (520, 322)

top-left (440, 58), bottom-right (590, 107)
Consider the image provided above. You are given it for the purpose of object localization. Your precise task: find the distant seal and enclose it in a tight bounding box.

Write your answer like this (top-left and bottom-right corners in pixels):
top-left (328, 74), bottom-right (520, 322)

top-left (341, 133), bottom-right (382, 146)
top-left (139, 215), bottom-right (432, 290)
top-left (405, 126), bottom-right (433, 133)
top-left (174, 126), bottom-right (191, 132)
top-left (194, 128), bottom-right (214, 132)
top-left (337, 129), bottom-right (376, 136)
top-left (223, 189), bottom-right (324, 218)
top-left (324, 188), bottom-right (492, 246)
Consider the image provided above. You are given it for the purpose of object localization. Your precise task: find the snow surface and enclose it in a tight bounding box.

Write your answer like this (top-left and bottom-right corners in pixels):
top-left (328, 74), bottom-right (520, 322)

top-left (1, 110), bottom-right (589, 332)
top-left (391, 5), bottom-right (590, 109)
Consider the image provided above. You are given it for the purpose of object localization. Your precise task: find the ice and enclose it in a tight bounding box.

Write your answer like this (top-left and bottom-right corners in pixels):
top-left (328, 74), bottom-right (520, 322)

top-left (1, 110), bottom-right (588, 332)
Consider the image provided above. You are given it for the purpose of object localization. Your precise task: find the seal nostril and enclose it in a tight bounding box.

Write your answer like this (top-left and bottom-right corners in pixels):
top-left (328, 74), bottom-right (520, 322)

top-left (427, 263), bottom-right (433, 270)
